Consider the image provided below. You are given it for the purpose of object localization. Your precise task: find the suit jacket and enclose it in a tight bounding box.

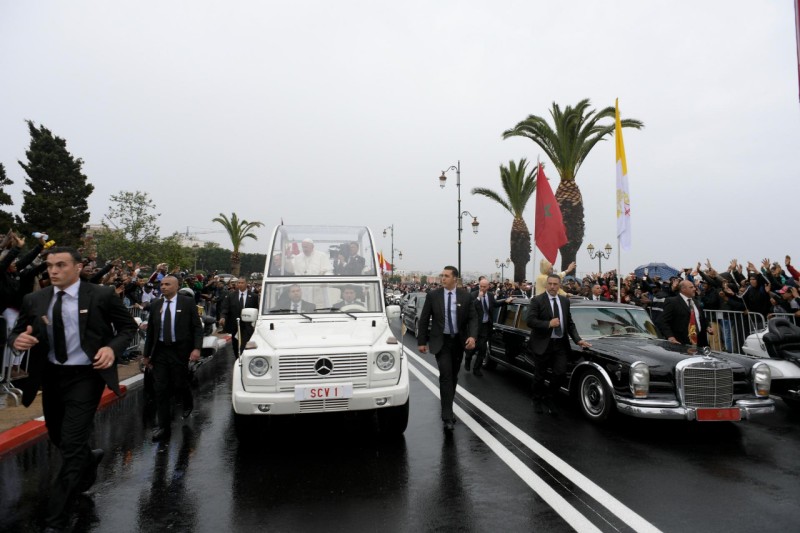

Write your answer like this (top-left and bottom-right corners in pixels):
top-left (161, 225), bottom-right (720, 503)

top-left (344, 254), bottom-right (366, 275)
top-left (220, 290), bottom-right (259, 334)
top-left (9, 282), bottom-right (137, 407)
top-left (470, 290), bottom-right (506, 334)
top-left (526, 292), bottom-right (582, 356)
top-left (657, 295), bottom-right (709, 346)
top-left (143, 294), bottom-right (203, 359)
top-left (417, 287), bottom-right (479, 355)
top-left (277, 300), bottom-right (316, 313)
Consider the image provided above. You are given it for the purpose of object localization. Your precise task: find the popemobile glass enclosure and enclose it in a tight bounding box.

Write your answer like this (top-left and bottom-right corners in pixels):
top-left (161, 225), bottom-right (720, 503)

top-left (231, 225), bottom-right (409, 438)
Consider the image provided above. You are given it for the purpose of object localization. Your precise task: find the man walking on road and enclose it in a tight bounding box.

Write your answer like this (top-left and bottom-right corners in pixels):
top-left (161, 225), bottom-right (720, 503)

top-left (219, 278), bottom-right (258, 356)
top-left (417, 266), bottom-right (478, 431)
top-left (142, 275), bottom-right (202, 442)
top-left (10, 247), bottom-right (137, 532)
top-left (467, 277), bottom-right (512, 376)
top-left (526, 274), bottom-right (590, 415)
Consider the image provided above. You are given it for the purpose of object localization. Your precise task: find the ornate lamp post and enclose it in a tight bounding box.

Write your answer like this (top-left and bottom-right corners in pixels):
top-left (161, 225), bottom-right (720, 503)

top-left (382, 225), bottom-right (402, 279)
top-left (586, 243), bottom-right (612, 273)
top-left (495, 258), bottom-right (511, 282)
top-left (438, 160), bottom-right (479, 278)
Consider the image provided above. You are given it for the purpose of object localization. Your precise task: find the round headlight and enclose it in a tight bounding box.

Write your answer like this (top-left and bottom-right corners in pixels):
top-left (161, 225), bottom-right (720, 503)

top-left (629, 361), bottom-right (650, 398)
top-left (752, 362), bottom-right (771, 397)
top-left (249, 356), bottom-right (270, 377)
top-left (376, 352), bottom-right (395, 371)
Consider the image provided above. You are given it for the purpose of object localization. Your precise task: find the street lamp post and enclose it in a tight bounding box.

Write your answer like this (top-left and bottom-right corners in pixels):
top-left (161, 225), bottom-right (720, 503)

top-left (586, 243), bottom-right (613, 273)
top-left (495, 258), bottom-right (511, 282)
top-left (439, 160), bottom-right (479, 278)
top-left (382, 225), bottom-right (402, 280)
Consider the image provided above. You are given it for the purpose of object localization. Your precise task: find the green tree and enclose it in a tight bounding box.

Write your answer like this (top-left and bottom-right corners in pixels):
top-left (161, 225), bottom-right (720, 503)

top-left (96, 190), bottom-right (161, 265)
top-left (0, 163), bottom-right (16, 231)
top-left (158, 233), bottom-right (196, 273)
top-left (502, 99), bottom-right (643, 270)
top-left (472, 159), bottom-right (536, 282)
top-left (18, 120), bottom-right (94, 246)
top-left (211, 212), bottom-right (264, 276)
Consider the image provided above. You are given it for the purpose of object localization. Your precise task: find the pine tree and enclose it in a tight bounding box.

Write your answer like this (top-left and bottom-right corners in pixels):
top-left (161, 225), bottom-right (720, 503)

top-left (0, 162), bottom-right (15, 231)
top-left (18, 120), bottom-right (94, 247)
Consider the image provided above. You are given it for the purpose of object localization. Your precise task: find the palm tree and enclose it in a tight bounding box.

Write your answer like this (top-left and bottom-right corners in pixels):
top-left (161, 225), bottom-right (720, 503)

top-left (502, 99), bottom-right (643, 270)
top-left (212, 212), bottom-right (264, 276)
top-left (472, 159), bottom-right (536, 282)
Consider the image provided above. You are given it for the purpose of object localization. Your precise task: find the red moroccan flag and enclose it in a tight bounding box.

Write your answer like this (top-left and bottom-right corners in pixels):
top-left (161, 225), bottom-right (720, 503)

top-left (534, 163), bottom-right (568, 264)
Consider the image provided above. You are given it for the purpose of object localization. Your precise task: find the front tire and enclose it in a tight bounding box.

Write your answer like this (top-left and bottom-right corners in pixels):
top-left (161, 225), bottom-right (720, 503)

top-left (233, 410), bottom-right (271, 441)
top-left (783, 397), bottom-right (800, 411)
top-left (377, 400), bottom-right (409, 435)
top-left (577, 370), bottom-right (614, 423)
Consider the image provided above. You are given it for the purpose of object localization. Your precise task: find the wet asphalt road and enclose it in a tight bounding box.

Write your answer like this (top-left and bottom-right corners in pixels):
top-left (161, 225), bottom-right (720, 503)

top-left (2, 320), bottom-right (800, 532)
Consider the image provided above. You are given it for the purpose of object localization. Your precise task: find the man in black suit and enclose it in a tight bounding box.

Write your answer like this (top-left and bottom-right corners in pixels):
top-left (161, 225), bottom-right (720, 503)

top-left (332, 285), bottom-right (363, 310)
top-left (343, 241), bottom-right (366, 275)
top-left (417, 266), bottom-right (479, 431)
top-left (658, 280), bottom-right (714, 347)
top-left (10, 247), bottom-right (137, 532)
top-left (219, 278), bottom-right (259, 356)
top-left (142, 275), bottom-right (202, 441)
top-left (526, 274), bottom-right (591, 414)
top-left (466, 277), bottom-right (512, 376)
top-left (589, 284), bottom-right (610, 302)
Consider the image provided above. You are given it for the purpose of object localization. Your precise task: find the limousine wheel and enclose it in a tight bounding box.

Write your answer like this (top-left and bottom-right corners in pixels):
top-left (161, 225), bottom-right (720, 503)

top-left (578, 370), bottom-right (613, 422)
top-left (233, 410), bottom-right (271, 442)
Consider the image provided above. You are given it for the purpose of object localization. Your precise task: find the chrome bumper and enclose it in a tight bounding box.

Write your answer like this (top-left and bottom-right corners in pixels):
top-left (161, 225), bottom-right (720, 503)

top-left (615, 396), bottom-right (775, 420)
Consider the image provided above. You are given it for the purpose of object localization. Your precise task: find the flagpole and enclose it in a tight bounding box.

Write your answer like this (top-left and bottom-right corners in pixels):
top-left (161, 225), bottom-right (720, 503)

top-left (532, 157), bottom-right (540, 294)
top-left (617, 238), bottom-right (621, 303)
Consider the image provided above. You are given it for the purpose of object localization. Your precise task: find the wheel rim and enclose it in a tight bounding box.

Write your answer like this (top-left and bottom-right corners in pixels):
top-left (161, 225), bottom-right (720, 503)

top-left (581, 374), bottom-right (606, 417)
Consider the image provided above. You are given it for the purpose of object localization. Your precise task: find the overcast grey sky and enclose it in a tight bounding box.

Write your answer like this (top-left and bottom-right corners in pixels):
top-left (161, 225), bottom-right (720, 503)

top-left (1, 1), bottom-right (798, 279)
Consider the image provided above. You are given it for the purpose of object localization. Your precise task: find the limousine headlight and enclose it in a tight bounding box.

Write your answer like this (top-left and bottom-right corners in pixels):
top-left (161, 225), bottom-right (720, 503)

top-left (249, 356), bottom-right (270, 377)
top-left (752, 362), bottom-right (771, 397)
top-left (629, 361), bottom-right (650, 398)
top-left (376, 352), bottom-right (395, 371)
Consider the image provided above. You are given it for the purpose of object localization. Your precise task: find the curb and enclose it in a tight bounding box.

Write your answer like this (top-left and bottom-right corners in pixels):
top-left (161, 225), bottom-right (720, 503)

top-left (0, 383), bottom-right (130, 458)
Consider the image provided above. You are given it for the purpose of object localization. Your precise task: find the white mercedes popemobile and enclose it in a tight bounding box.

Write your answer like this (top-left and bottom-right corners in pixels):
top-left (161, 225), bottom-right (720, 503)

top-left (231, 225), bottom-right (408, 437)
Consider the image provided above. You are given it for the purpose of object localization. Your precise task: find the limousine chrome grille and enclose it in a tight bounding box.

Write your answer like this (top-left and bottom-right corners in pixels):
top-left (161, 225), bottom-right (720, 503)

top-left (680, 364), bottom-right (733, 408)
top-left (279, 353), bottom-right (369, 382)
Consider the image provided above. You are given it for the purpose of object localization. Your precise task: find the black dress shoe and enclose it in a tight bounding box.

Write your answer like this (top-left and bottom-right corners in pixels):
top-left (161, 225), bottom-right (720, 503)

top-left (542, 397), bottom-right (559, 416)
top-left (182, 407), bottom-right (193, 420)
top-left (78, 448), bottom-right (104, 493)
top-left (443, 420), bottom-right (455, 431)
top-left (152, 428), bottom-right (171, 442)
top-left (464, 358), bottom-right (472, 371)
top-left (473, 367), bottom-right (483, 377)
top-left (43, 526), bottom-right (68, 533)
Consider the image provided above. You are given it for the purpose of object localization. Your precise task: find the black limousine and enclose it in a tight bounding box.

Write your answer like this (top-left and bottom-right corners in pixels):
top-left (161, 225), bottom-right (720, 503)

top-left (487, 298), bottom-right (774, 423)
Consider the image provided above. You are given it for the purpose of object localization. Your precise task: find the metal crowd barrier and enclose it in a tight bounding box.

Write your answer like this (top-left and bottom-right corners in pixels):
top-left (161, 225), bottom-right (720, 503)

top-left (702, 310), bottom-right (766, 355)
top-left (1, 316), bottom-right (27, 408)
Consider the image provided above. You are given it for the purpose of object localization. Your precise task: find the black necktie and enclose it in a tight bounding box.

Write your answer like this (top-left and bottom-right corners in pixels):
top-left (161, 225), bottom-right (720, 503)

top-left (239, 293), bottom-right (244, 310)
top-left (482, 295), bottom-right (489, 322)
top-left (53, 290), bottom-right (68, 363)
top-left (446, 291), bottom-right (455, 335)
top-left (163, 299), bottom-right (173, 344)
top-left (551, 297), bottom-right (563, 337)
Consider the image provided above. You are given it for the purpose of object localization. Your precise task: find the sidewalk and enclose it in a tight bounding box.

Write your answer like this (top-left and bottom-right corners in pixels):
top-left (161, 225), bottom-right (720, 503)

top-left (0, 361), bottom-right (145, 457)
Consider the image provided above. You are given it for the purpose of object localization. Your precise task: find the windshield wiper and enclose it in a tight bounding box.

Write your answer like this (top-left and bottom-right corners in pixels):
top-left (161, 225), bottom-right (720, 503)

top-left (316, 307), bottom-right (358, 319)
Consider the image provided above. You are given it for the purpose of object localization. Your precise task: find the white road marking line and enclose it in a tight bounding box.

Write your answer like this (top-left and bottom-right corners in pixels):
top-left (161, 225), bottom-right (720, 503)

top-left (408, 363), bottom-right (602, 533)
top-left (406, 348), bottom-right (661, 533)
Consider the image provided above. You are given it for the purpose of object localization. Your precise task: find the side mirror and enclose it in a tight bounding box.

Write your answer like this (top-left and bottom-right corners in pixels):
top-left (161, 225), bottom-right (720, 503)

top-left (386, 305), bottom-right (401, 319)
top-left (241, 308), bottom-right (258, 323)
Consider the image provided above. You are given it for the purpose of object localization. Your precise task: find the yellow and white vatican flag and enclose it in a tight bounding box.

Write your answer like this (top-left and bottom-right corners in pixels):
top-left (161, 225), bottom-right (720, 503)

top-left (615, 98), bottom-right (631, 251)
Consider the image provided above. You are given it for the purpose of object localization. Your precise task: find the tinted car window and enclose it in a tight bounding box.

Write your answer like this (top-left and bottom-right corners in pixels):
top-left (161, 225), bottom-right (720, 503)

top-left (518, 304), bottom-right (531, 332)
top-left (504, 305), bottom-right (520, 327)
top-left (572, 306), bottom-right (660, 339)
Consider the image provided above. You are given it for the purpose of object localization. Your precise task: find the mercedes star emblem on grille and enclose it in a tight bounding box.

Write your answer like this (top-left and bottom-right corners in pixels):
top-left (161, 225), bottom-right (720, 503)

top-left (314, 357), bottom-right (334, 376)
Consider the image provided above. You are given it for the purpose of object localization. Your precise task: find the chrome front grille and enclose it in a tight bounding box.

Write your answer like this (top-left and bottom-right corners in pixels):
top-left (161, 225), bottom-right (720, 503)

top-left (681, 365), bottom-right (734, 408)
top-left (298, 399), bottom-right (350, 413)
top-left (278, 353), bottom-right (368, 382)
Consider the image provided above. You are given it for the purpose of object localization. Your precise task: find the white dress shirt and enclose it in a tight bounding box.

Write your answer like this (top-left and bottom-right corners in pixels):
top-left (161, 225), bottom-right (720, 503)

top-left (47, 280), bottom-right (92, 365)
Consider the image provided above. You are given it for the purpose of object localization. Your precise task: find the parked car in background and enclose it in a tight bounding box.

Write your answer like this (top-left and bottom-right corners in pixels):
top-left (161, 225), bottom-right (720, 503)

top-left (401, 292), bottom-right (428, 337)
top-left (487, 298), bottom-right (774, 423)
